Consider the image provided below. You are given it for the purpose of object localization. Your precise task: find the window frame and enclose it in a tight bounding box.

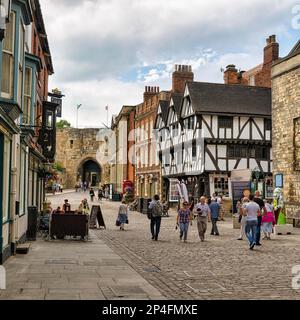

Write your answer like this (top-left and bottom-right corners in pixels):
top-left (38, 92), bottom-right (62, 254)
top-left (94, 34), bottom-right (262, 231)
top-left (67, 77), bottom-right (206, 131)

top-left (1, 11), bottom-right (16, 99)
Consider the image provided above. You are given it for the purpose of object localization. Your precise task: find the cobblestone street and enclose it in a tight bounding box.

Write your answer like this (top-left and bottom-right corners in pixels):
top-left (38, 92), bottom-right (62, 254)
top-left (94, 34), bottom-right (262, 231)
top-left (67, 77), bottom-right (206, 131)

top-left (2, 191), bottom-right (300, 300)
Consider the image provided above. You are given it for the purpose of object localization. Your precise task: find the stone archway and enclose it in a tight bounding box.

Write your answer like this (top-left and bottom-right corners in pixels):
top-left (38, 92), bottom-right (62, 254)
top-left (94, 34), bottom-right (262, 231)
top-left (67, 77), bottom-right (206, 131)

top-left (77, 158), bottom-right (102, 187)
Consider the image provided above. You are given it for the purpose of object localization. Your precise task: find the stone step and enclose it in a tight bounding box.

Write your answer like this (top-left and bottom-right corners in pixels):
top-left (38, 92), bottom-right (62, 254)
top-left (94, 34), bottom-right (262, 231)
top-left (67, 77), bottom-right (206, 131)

top-left (16, 243), bottom-right (31, 254)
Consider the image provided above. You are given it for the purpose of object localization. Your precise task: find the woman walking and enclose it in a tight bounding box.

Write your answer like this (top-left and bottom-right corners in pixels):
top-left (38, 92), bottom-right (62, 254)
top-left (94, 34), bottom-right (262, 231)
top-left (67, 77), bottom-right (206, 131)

top-left (262, 200), bottom-right (275, 240)
top-left (177, 201), bottom-right (193, 242)
top-left (237, 197), bottom-right (249, 240)
top-left (117, 200), bottom-right (128, 231)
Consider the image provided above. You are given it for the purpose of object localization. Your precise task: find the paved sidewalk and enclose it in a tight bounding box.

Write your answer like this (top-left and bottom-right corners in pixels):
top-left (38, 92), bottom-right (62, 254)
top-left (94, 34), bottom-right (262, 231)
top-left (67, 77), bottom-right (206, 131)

top-left (0, 232), bottom-right (164, 300)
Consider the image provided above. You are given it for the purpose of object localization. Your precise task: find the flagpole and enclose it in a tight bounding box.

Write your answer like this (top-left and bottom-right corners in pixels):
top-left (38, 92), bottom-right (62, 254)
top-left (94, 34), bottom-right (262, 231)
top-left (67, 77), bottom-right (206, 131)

top-left (106, 105), bottom-right (108, 127)
top-left (76, 104), bottom-right (82, 128)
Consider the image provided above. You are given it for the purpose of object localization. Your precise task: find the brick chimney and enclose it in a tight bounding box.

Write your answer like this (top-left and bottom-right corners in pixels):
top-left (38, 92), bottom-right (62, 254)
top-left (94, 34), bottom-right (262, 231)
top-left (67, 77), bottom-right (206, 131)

top-left (224, 64), bottom-right (239, 85)
top-left (143, 86), bottom-right (159, 102)
top-left (172, 65), bottom-right (194, 94)
top-left (264, 35), bottom-right (279, 65)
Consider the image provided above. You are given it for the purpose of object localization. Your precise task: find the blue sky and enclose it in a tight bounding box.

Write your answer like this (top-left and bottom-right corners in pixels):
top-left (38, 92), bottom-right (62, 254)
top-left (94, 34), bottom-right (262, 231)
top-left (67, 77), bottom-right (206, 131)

top-left (40, 0), bottom-right (300, 127)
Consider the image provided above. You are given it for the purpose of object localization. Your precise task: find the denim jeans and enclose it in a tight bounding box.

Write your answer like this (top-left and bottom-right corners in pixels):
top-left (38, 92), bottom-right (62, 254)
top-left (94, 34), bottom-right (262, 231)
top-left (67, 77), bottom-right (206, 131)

top-left (150, 217), bottom-right (162, 240)
top-left (256, 216), bottom-right (262, 244)
top-left (179, 222), bottom-right (189, 241)
top-left (245, 220), bottom-right (258, 245)
top-left (211, 218), bottom-right (219, 235)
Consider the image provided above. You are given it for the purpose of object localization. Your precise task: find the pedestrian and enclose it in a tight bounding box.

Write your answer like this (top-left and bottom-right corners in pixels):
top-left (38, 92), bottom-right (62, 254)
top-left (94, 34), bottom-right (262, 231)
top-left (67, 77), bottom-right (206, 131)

top-left (117, 200), bottom-right (128, 231)
top-left (244, 194), bottom-right (261, 250)
top-left (98, 188), bottom-right (103, 202)
top-left (79, 199), bottom-right (90, 215)
top-left (89, 188), bottom-right (95, 202)
top-left (253, 191), bottom-right (266, 246)
top-left (105, 185), bottom-right (109, 200)
top-left (63, 199), bottom-right (71, 213)
top-left (195, 196), bottom-right (211, 242)
top-left (262, 200), bottom-right (275, 240)
top-left (83, 181), bottom-right (87, 192)
top-left (52, 182), bottom-right (56, 195)
top-left (217, 194), bottom-right (225, 221)
top-left (177, 201), bottom-right (193, 242)
top-left (148, 195), bottom-right (163, 241)
top-left (237, 197), bottom-right (249, 240)
top-left (209, 198), bottom-right (221, 236)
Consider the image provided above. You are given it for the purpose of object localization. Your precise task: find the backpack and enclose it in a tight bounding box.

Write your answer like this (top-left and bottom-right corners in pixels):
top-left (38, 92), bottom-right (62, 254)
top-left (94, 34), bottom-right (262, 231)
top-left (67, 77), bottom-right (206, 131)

top-left (151, 201), bottom-right (163, 218)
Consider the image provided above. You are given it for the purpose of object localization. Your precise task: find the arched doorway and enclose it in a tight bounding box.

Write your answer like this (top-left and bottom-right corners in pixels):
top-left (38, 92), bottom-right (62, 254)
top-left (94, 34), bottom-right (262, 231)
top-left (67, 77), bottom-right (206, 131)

top-left (78, 159), bottom-right (101, 187)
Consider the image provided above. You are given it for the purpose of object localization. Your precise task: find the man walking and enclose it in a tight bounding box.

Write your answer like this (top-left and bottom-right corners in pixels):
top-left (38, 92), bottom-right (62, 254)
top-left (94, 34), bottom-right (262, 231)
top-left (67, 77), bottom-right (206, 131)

top-left (195, 196), bottom-right (211, 242)
top-left (245, 194), bottom-right (261, 250)
top-left (209, 198), bottom-right (220, 236)
top-left (148, 195), bottom-right (163, 241)
top-left (253, 190), bottom-right (266, 246)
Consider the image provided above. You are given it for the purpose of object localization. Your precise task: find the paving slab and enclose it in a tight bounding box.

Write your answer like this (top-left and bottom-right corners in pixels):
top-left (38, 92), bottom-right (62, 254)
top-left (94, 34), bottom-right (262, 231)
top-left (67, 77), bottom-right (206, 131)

top-left (1, 214), bottom-right (165, 300)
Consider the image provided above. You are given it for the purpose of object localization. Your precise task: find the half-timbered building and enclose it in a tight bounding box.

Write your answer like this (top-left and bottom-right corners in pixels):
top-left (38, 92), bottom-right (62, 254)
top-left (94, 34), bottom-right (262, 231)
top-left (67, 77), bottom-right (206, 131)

top-left (157, 81), bottom-right (272, 202)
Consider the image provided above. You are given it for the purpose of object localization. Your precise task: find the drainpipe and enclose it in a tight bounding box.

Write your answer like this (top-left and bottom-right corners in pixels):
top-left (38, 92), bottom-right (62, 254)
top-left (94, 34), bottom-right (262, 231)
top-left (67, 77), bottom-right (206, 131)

top-left (10, 135), bottom-right (18, 255)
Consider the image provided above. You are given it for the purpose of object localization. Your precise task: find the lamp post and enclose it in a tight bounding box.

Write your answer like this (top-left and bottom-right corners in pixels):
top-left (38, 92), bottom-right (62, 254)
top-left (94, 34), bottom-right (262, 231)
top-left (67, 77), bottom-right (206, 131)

top-left (0, 0), bottom-right (11, 41)
top-left (76, 104), bottom-right (82, 128)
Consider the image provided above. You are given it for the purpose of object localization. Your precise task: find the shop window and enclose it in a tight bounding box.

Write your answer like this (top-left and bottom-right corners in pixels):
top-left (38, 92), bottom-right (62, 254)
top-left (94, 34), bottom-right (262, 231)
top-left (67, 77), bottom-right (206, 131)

top-left (214, 177), bottom-right (229, 197)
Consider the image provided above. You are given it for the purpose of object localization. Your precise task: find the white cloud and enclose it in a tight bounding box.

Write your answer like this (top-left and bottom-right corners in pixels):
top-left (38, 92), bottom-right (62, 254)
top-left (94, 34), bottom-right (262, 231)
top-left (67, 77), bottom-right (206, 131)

top-left (40, 0), bottom-right (299, 126)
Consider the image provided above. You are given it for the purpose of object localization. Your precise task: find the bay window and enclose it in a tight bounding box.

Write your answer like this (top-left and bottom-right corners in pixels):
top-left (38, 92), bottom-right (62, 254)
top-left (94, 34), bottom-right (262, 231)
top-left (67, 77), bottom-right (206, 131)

top-left (17, 20), bottom-right (25, 106)
top-left (1, 11), bottom-right (15, 99)
top-left (23, 66), bottom-right (32, 124)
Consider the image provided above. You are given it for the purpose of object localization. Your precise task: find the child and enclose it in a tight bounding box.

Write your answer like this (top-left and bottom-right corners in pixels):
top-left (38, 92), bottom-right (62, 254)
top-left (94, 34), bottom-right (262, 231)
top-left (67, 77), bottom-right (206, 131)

top-left (262, 200), bottom-right (275, 240)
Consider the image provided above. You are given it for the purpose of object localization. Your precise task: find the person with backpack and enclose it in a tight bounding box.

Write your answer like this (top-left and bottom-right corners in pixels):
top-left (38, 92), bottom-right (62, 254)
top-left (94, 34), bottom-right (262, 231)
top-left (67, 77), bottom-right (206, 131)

top-left (148, 195), bottom-right (163, 241)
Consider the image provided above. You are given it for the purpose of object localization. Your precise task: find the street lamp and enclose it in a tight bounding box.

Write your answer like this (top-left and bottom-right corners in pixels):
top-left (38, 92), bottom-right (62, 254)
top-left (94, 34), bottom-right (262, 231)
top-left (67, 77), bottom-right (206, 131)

top-left (76, 104), bottom-right (82, 128)
top-left (0, 0), bottom-right (12, 41)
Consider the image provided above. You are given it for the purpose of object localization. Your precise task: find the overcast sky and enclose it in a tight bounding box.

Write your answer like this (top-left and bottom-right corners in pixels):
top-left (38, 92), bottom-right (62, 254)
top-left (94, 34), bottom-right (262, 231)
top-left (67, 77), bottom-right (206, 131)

top-left (40, 0), bottom-right (300, 127)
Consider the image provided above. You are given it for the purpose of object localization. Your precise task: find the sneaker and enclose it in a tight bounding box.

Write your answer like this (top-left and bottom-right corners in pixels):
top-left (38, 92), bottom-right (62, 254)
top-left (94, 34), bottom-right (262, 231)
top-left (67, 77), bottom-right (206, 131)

top-left (263, 236), bottom-right (268, 240)
top-left (256, 243), bottom-right (262, 246)
top-left (151, 235), bottom-right (155, 240)
top-left (237, 238), bottom-right (243, 240)
top-left (210, 233), bottom-right (214, 235)
top-left (215, 234), bottom-right (220, 236)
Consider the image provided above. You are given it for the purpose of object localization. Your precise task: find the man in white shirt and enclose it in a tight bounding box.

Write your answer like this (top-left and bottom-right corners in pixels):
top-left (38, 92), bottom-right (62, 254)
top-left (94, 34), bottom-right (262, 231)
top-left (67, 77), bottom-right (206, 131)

top-left (245, 194), bottom-right (261, 250)
top-left (195, 196), bottom-right (211, 242)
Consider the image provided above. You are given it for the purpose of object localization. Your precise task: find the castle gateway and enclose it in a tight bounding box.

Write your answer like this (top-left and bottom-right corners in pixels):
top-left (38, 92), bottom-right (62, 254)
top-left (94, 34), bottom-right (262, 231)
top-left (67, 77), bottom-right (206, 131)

top-left (55, 128), bottom-right (113, 189)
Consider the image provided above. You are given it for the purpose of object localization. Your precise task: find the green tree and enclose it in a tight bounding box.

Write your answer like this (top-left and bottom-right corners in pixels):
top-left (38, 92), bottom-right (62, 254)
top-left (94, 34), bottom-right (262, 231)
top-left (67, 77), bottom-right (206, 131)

top-left (56, 119), bottom-right (71, 129)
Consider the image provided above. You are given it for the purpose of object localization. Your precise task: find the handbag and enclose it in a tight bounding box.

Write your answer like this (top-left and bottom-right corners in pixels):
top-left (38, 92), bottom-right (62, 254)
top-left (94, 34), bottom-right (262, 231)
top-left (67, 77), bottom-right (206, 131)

top-left (125, 219), bottom-right (129, 224)
top-left (116, 219), bottom-right (121, 227)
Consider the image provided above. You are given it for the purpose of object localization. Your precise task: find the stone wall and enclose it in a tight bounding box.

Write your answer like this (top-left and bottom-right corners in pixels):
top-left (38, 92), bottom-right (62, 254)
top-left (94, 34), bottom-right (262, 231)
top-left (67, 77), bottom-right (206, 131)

top-left (55, 128), bottom-right (111, 189)
top-left (272, 52), bottom-right (300, 219)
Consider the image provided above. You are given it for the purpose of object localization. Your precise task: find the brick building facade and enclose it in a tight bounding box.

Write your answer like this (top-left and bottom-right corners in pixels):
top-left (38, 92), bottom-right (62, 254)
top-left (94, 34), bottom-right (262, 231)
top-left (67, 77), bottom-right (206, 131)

top-left (272, 40), bottom-right (300, 221)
